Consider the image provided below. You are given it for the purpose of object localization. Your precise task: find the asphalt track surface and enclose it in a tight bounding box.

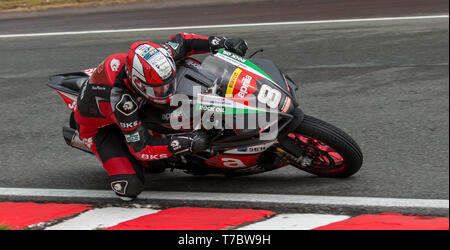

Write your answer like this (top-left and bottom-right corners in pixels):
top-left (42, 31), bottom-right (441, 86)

top-left (0, 0), bottom-right (448, 214)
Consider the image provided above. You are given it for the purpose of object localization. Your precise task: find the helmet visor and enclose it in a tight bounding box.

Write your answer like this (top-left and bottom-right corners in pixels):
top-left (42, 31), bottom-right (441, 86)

top-left (133, 76), bottom-right (177, 101)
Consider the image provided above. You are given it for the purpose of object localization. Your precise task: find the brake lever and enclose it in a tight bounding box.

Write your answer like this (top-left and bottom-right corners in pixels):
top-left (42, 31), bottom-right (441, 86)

top-left (248, 49), bottom-right (264, 59)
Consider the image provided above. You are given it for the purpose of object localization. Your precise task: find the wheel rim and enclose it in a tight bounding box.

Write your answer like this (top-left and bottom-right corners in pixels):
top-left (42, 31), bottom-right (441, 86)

top-left (288, 133), bottom-right (347, 174)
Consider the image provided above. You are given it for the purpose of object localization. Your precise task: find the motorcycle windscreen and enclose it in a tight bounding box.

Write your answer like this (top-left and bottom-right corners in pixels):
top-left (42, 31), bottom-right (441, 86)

top-left (200, 54), bottom-right (292, 112)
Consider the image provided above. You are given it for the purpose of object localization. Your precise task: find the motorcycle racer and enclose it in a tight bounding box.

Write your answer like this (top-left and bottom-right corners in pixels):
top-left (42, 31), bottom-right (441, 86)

top-left (74, 33), bottom-right (248, 200)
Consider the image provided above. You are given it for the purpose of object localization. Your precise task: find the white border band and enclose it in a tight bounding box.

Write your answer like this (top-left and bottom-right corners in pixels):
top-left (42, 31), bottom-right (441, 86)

top-left (0, 187), bottom-right (448, 209)
top-left (0, 15), bottom-right (448, 38)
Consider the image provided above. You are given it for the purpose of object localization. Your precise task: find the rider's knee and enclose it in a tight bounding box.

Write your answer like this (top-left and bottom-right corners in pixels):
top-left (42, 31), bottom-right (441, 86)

top-left (110, 174), bottom-right (144, 198)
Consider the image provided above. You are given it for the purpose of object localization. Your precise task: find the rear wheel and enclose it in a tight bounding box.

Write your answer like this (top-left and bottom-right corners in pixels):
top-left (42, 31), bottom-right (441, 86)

top-left (287, 115), bottom-right (363, 177)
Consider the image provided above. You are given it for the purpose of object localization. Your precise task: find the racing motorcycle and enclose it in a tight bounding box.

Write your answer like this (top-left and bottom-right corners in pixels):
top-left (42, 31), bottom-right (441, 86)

top-left (47, 49), bottom-right (363, 178)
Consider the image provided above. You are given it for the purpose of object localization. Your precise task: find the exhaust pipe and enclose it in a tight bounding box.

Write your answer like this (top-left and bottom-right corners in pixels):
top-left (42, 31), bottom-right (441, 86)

top-left (62, 126), bottom-right (92, 154)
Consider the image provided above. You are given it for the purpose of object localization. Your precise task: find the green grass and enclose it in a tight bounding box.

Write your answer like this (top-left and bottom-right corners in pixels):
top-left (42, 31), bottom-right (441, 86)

top-left (1, 0), bottom-right (85, 9)
top-left (0, 225), bottom-right (11, 230)
top-left (0, 0), bottom-right (151, 11)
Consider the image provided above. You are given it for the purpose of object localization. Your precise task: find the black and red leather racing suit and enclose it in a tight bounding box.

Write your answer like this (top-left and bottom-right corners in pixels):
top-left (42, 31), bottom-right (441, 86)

top-left (74, 33), bottom-right (213, 198)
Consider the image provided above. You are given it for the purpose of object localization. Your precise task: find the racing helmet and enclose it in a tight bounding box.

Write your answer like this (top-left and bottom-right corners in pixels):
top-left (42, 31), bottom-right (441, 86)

top-left (126, 41), bottom-right (177, 104)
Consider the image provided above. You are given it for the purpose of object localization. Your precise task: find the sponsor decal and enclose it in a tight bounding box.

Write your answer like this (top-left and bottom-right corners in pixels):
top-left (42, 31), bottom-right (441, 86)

top-left (161, 44), bottom-right (173, 55)
top-left (198, 105), bottom-right (226, 113)
top-left (110, 58), bottom-right (120, 72)
top-left (197, 94), bottom-right (234, 107)
top-left (120, 121), bottom-right (139, 129)
top-left (224, 141), bottom-right (275, 155)
top-left (166, 42), bottom-right (180, 50)
top-left (82, 137), bottom-right (93, 149)
top-left (222, 158), bottom-right (247, 168)
top-left (123, 101), bottom-right (134, 111)
top-left (115, 94), bottom-right (138, 116)
top-left (222, 50), bottom-right (247, 63)
top-left (68, 101), bottom-right (77, 111)
top-left (248, 145), bottom-right (269, 153)
top-left (162, 109), bottom-right (184, 121)
top-left (140, 153), bottom-right (169, 160)
top-left (237, 75), bottom-right (253, 98)
top-left (211, 37), bottom-right (221, 46)
top-left (125, 132), bottom-right (140, 143)
top-left (148, 51), bottom-right (173, 80)
top-left (111, 180), bottom-right (128, 195)
top-left (226, 68), bottom-right (242, 97)
top-left (57, 91), bottom-right (77, 111)
top-left (91, 85), bottom-right (106, 91)
top-left (171, 140), bottom-right (181, 151)
top-left (135, 44), bottom-right (157, 60)
top-left (205, 155), bottom-right (259, 169)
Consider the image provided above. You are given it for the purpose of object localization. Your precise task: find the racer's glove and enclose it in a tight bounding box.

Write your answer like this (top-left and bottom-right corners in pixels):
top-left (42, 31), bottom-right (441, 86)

top-left (209, 36), bottom-right (248, 57)
top-left (168, 131), bottom-right (210, 155)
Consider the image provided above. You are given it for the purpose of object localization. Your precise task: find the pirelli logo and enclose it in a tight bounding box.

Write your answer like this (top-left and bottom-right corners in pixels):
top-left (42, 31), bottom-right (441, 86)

top-left (226, 68), bottom-right (242, 97)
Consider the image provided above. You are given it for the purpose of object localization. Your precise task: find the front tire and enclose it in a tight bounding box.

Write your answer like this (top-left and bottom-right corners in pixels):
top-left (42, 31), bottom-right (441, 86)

top-left (288, 115), bottom-right (363, 177)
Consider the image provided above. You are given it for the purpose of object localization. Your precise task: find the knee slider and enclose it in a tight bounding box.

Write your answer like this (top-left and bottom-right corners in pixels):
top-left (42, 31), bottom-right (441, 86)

top-left (110, 174), bottom-right (144, 198)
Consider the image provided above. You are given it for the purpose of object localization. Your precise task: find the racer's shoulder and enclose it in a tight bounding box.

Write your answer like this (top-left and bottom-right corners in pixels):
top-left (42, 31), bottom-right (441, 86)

top-left (90, 53), bottom-right (127, 86)
top-left (104, 53), bottom-right (127, 74)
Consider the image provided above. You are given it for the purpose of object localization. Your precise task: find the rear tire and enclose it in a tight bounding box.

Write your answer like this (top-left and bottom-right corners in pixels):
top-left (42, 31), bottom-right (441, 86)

top-left (69, 112), bottom-right (77, 129)
top-left (290, 115), bottom-right (363, 177)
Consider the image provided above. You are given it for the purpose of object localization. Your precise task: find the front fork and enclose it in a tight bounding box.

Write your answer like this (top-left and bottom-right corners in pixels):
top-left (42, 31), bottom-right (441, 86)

top-left (273, 107), bottom-right (310, 166)
top-left (274, 147), bottom-right (312, 167)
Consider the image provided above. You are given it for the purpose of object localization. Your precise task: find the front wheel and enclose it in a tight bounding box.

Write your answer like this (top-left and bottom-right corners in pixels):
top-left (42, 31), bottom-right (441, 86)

top-left (284, 115), bottom-right (363, 177)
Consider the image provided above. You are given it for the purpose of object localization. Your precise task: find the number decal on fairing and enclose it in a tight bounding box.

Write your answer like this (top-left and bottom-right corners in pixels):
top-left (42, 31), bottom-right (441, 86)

top-left (222, 158), bottom-right (247, 168)
top-left (257, 84), bottom-right (282, 109)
